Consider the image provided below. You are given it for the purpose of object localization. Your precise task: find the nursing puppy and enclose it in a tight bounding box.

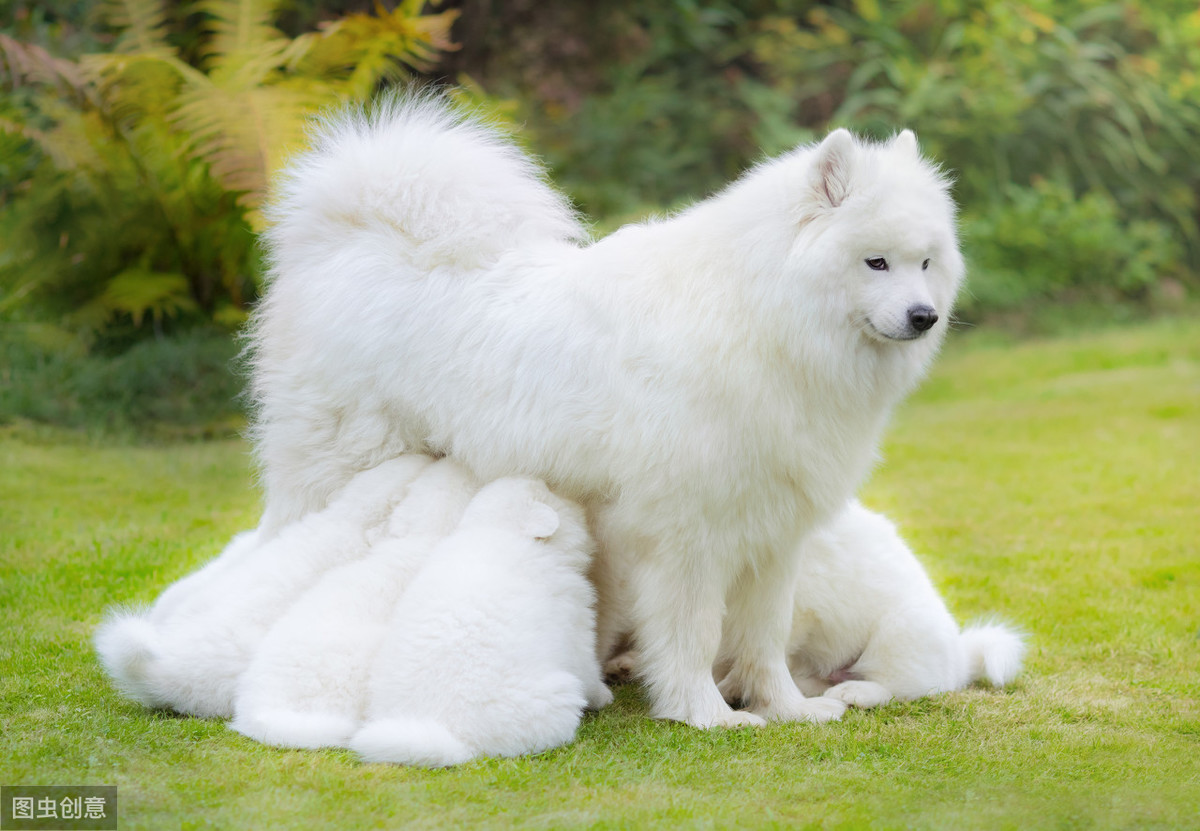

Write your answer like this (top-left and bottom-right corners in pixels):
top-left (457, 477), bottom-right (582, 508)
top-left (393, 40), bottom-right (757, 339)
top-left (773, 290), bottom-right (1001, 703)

top-left (784, 501), bottom-right (1026, 707)
top-left (351, 477), bottom-right (610, 767)
top-left (94, 455), bottom-right (430, 717)
top-left (230, 457), bottom-right (477, 748)
top-left (250, 94), bottom-right (964, 727)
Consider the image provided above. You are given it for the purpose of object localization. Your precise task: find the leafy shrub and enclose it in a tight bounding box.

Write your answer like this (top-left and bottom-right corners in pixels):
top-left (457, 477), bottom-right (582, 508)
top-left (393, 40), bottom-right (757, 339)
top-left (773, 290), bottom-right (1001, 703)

top-left (0, 0), bottom-right (457, 346)
top-left (453, 0), bottom-right (787, 219)
top-left (959, 180), bottom-right (1184, 319)
top-left (746, 1), bottom-right (1200, 257)
top-left (0, 329), bottom-right (246, 439)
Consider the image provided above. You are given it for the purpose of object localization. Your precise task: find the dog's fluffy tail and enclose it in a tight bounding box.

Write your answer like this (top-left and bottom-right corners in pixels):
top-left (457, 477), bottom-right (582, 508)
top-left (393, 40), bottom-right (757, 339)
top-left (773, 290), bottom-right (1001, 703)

top-left (959, 620), bottom-right (1027, 687)
top-left (94, 610), bottom-right (169, 709)
top-left (266, 90), bottom-right (586, 277)
top-left (350, 717), bottom-right (475, 768)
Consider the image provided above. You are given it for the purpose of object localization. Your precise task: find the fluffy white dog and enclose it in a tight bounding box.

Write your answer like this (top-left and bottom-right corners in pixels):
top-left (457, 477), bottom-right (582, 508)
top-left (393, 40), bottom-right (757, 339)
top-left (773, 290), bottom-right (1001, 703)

top-left (229, 457), bottom-right (478, 748)
top-left (94, 455), bottom-right (430, 717)
top-left (783, 501), bottom-right (1026, 707)
top-left (250, 94), bottom-right (964, 727)
top-left (350, 477), bottom-right (611, 767)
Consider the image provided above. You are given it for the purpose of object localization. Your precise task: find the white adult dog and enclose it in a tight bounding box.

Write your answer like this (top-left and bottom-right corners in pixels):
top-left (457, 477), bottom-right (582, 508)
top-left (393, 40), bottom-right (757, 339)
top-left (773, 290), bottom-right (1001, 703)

top-left (249, 94), bottom-right (964, 728)
top-left (351, 477), bottom-right (610, 767)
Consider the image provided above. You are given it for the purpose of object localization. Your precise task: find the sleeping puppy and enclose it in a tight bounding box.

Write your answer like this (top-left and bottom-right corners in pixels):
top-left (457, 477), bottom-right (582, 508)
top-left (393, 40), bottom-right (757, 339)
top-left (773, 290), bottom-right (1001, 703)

top-left (779, 500), bottom-right (1026, 707)
top-left (229, 457), bottom-right (478, 748)
top-left (351, 477), bottom-right (610, 767)
top-left (94, 454), bottom-right (431, 717)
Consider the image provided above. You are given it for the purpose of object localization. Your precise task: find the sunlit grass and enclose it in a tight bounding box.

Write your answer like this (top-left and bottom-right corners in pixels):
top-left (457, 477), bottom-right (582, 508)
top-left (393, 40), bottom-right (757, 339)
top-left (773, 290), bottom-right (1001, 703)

top-left (2, 317), bottom-right (1197, 829)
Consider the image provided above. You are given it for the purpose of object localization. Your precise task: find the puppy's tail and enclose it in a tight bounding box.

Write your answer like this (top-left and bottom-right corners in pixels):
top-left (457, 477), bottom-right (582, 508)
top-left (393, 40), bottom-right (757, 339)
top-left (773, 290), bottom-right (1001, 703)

top-left (266, 91), bottom-right (586, 276)
top-left (93, 609), bottom-right (170, 709)
top-left (350, 717), bottom-right (475, 768)
top-left (959, 619), bottom-right (1027, 687)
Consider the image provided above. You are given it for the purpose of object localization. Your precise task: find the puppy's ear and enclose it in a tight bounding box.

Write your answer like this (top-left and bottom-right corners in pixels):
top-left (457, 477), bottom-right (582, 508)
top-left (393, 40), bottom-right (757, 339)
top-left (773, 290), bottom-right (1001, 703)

top-left (810, 128), bottom-right (857, 208)
top-left (523, 501), bottom-right (560, 541)
top-left (891, 129), bottom-right (919, 158)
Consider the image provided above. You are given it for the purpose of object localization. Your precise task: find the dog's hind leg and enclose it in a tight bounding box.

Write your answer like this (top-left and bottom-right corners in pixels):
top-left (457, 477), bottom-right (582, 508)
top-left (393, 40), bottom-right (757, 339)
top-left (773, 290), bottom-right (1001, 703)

top-left (718, 556), bottom-right (846, 724)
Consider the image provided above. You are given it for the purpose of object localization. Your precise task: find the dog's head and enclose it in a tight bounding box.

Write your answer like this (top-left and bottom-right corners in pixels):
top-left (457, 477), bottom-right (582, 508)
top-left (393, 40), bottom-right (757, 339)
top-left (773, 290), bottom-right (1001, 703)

top-left (459, 477), bottom-right (594, 565)
top-left (786, 129), bottom-right (965, 346)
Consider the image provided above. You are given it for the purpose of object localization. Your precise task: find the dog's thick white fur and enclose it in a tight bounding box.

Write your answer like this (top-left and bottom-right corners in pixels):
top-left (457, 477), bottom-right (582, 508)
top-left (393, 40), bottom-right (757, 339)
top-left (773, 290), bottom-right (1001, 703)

top-left (229, 456), bottom-right (478, 747)
top-left (93, 455), bottom-right (430, 717)
top-left (350, 476), bottom-right (611, 767)
top-left (250, 93), bottom-right (964, 728)
top-left (784, 501), bottom-right (1026, 707)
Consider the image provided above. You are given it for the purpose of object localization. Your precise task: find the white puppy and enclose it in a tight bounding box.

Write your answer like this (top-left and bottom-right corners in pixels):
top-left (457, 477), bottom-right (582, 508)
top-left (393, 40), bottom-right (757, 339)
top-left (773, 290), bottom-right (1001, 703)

top-left (230, 457), bottom-right (479, 748)
top-left (251, 94), bottom-right (964, 727)
top-left (351, 477), bottom-right (610, 767)
top-left (94, 455), bottom-right (431, 717)
top-left (783, 501), bottom-right (1026, 707)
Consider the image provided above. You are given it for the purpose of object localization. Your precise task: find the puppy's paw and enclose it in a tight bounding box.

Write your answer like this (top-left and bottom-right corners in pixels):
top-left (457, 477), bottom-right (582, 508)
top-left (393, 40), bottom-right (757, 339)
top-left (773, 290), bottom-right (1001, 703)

top-left (788, 670), bottom-right (832, 698)
top-left (586, 682), bottom-right (615, 711)
top-left (603, 650), bottom-right (639, 684)
top-left (715, 673), bottom-right (746, 709)
top-left (230, 708), bottom-right (357, 749)
top-left (824, 680), bottom-right (894, 709)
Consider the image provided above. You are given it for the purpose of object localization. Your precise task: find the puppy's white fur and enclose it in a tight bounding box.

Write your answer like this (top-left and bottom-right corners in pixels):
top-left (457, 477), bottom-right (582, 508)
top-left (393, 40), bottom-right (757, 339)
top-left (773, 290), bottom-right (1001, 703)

top-left (229, 457), bottom-right (478, 747)
top-left (351, 477), bottom-right (610, 767)
top-left (784, 501), bottom-right (1026, 707)
top-left (94, 455), bottom-right (430, 717)
top-left (250, 94), bottom-right (964, 727)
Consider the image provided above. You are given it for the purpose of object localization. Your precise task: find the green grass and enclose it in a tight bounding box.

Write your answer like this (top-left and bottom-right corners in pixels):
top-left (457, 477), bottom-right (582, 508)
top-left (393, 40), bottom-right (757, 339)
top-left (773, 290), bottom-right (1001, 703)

top-left (2, 318), bottom-right (1198, 829)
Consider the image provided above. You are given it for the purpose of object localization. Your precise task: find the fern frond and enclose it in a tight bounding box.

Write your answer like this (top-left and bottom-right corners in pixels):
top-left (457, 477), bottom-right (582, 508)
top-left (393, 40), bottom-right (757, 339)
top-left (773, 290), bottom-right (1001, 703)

top-left (305, 2), bottom-right (458, 97)
top-left (172, 81), bottom-right (329, 224)
top-left (0, 104), bottom-right (107, 172)
top-left (196, 0), bottom-right (291, 84)
top-left (97, 0), bottom-right (173, 56)
top-left (0, 34), bottom-right (92, 101)
top-left (76, 268), bottom-right (199, 328)
top-left (80, 52), bottom-right (202, 126)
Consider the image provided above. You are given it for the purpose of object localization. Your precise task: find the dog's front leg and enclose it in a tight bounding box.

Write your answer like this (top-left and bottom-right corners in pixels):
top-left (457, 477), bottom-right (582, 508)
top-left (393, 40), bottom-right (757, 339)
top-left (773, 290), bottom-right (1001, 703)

top-left (718, 553), bottom-right (846, 724)
top-left (627, 549), bottom-right (765, 729)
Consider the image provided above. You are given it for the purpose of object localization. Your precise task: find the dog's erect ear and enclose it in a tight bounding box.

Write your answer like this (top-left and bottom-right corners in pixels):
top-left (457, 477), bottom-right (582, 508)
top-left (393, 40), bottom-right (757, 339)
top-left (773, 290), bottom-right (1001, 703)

top-left (810, 128), bottom-right (857, 209)
top-left (891, 129), bottom-right (919, 158)
top-left (523, 500), bottom-right (560, 540)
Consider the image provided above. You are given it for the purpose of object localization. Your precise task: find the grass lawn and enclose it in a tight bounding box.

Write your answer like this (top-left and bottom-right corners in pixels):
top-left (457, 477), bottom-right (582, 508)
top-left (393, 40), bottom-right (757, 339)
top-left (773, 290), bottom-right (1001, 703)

top-left (2, 317), bottom-right (1197, 829)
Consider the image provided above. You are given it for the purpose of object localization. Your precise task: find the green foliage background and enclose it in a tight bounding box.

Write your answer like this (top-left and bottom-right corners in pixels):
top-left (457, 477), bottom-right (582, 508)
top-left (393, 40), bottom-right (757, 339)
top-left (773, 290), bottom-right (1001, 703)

top-left (1, 0), bottom-right (1198, 434)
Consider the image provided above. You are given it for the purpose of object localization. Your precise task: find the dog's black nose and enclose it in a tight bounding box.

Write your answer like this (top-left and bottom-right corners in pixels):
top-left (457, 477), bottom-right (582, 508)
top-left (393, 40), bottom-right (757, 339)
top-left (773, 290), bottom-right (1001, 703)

top-left (907, 305), bottom-right (938, 332)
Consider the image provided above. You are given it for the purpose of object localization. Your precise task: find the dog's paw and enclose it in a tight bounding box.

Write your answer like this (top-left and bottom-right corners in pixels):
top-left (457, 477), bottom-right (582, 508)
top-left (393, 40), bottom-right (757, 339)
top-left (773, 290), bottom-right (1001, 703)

top-left (691, 709), bottom-right (767, 730)
top-left (603, 650), bottom-right (639, 684)
top-left (824, 680), bottom-right (894, 709)
top-left (586, 682), bottom-right (615, 711)
top-left (651, 687), bottom-right (767, 729)
top-left (752, 694), bottom-right (846, 724)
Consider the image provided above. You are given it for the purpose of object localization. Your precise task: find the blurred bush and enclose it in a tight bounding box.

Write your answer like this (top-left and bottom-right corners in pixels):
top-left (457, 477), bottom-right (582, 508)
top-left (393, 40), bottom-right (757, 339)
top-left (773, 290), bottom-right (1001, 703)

top-left (0, 329), bottom-right (246, 439)
top-left (0, 0), bottom-right (456, 350)
top-left (959, 179), bottom-right (1184, 319)
top-left (3, 0), bottom-right (1198, 435)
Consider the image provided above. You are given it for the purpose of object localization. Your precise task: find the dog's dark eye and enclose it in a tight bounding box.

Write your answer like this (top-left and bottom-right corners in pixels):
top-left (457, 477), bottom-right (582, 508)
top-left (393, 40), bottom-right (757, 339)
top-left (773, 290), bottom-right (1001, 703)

top-left (865, 257), bottom-right (889, 271)
top-left (922, 258), bottom-right (931, 270)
